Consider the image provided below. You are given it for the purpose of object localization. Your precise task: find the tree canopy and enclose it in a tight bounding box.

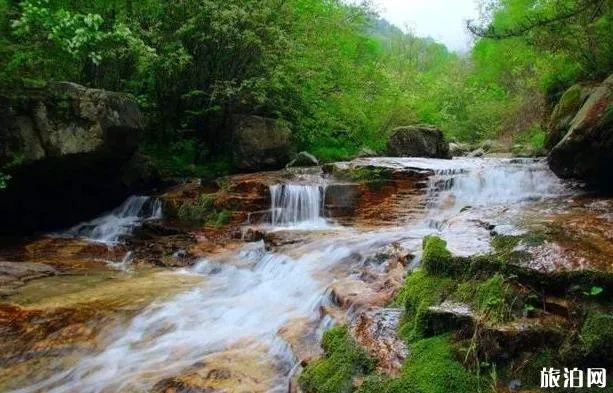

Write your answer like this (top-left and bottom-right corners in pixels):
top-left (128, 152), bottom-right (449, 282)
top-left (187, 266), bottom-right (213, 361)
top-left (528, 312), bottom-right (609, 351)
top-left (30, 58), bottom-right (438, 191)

top-left (1, 0), bottom-right (612, 174)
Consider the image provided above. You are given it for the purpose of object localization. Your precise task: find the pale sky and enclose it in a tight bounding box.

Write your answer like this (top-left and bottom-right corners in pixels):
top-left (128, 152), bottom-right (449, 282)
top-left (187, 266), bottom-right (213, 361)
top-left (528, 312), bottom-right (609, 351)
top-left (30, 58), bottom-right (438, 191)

top-left (375, 0), bottom-right (481, 52)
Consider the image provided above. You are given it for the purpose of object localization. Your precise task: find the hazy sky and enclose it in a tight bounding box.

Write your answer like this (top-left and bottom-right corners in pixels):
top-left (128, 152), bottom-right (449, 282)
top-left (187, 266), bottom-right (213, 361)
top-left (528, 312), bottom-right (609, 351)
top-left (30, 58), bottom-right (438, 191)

top-left (375, 0), bottom-right (481, 52)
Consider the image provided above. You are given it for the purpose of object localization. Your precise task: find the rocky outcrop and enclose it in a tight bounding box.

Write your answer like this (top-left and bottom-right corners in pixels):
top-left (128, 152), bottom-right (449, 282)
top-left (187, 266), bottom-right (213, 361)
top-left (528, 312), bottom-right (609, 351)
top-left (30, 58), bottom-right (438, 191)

top-left (231, 115), bottom-right (294, 172)
top-left (548, 74), bottom-right (613, 189)
top-left (0, 82), bottom-right (145, 234)
top-left (0, 82), bottom-right (140, 164)
top-left (386, 125), bottom-right (450, 158)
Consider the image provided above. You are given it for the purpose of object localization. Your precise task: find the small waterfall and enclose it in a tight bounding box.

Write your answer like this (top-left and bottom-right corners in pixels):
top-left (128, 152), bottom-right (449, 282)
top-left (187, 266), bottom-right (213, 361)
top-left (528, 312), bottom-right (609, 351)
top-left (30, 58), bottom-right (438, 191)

top-left (423, 158), bottom-right (568, 230)
top-left (61, 196), bottom-right (162, 244)
top-left (270, 184), bottom-right (327, 228)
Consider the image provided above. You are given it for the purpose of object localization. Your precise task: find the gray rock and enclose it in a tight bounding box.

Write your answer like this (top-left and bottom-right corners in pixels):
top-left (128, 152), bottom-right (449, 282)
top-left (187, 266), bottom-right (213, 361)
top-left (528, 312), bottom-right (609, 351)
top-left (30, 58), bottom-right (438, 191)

top-left (231, 115), bottom-right (294, 172)
top-left (287, 151), bottom-right (319, 167)
top-left (467, 148), bottom-right (485, 158)
top-left (0, 81), bottom-right (141, 165)
top-left (549, 73), bottom-right (613, 189)
top-left (386, 125), bottom-right (450, 159)
top-left (356, 147), bottom-right (377, 158)
top-left (449, 142), bottom-right (471, 157)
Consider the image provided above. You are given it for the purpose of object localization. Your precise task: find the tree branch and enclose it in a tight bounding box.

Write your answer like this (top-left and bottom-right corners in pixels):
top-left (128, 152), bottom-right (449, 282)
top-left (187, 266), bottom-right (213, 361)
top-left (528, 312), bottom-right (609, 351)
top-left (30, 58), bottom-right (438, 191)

top-left (466, 0), bottom-right (607, 39)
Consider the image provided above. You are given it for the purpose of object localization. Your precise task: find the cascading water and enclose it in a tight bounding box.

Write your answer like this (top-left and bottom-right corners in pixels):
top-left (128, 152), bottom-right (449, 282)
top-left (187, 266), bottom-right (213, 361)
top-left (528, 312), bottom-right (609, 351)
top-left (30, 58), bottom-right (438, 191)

top-left (59, 196), bottom-right (162, 244)
top-left (10, 158), bottom-right (574, 393)
top-left (269, 184), bottom-right (328, 228)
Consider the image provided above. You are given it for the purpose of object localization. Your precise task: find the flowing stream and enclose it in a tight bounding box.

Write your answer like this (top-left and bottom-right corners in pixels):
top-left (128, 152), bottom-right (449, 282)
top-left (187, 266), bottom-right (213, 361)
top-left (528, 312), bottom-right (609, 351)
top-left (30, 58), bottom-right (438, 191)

top-left (59, 196), bottom-right (163, 245)
top-left (9, 158), bottom-right (572, 393)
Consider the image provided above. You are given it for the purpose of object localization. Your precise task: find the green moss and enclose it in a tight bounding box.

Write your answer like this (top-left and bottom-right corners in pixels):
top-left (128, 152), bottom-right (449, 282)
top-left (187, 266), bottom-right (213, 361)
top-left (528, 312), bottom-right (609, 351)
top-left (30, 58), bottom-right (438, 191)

top-left (581, 310), bottom-right (613, 361)
top-left (400, 335), bottom-right (476, 393)
top-left (209, 209), bottom-right (231, 227)
top-left (299, 326), bottom-right (377, 393)
top-left (355, 336), bottom-right (476, 393)
top-left (356, 375), bottom-right (421, 393)
top-left (177, 194), bottom-right (216, 222)
top-left (396, 270), bottom-right (454, 342)
top-left (177, 194), bottom-right (231, 226)
top-left (421, 236), bottom-right (457, 276)
top-left (551, 84), bottom-right (582, 125)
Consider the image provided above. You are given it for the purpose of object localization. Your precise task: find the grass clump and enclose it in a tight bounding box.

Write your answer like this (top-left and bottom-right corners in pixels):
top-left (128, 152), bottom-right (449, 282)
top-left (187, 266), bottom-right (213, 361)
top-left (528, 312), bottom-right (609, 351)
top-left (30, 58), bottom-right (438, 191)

top-left (177, 194), bottom-right (231, 227)
top-left (299, 326), bottom-right (377, 393)
top-left (473, 274), bottom-right (517, 324)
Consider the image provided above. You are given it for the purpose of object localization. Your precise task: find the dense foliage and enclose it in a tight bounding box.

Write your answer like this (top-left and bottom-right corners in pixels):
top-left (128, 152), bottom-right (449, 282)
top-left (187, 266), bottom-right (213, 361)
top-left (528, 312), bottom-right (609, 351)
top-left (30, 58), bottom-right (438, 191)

top-left (1, 0), bottom-right (612, 173)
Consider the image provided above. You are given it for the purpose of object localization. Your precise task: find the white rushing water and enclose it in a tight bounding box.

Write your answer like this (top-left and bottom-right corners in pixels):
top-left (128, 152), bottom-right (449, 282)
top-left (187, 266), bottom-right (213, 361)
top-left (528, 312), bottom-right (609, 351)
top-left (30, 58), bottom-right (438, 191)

top-left (269, 184), bottom-right (329, 228)
top-left (58, 196), bottom-right (162, 245)
top-left (13, 158), bottom-right (573, 393)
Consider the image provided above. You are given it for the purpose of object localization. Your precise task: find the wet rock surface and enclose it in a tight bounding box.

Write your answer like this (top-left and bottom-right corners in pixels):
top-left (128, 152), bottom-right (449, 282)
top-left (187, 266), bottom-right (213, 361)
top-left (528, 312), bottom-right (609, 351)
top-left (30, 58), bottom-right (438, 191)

top-left (0, 261), bottom-right (58, 297)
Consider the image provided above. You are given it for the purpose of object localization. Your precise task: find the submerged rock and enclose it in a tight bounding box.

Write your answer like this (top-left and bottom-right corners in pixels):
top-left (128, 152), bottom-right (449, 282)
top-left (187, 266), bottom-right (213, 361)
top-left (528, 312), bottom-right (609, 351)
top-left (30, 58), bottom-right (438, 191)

top-left (548, 73), bottom-right (613, 189)
top-left (231, 115), bottom-right (294, 172)
top-left (386, 125), bottom-right (450, 159)
top-left (0, 82), bottom-right (145, 235)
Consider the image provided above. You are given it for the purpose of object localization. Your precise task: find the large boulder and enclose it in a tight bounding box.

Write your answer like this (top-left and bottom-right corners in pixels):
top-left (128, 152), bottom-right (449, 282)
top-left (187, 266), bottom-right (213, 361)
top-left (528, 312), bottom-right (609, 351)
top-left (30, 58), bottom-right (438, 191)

top-left (386, 125), bottom-right (450, 158)
top-left (231, 115), bottom-right (294, 172)
top-left (0, 81), bottom-right (145, 234)
top-left (545, 83), bottom-right (593, 150)
top-left (548, 74), bottom-right (613, 189)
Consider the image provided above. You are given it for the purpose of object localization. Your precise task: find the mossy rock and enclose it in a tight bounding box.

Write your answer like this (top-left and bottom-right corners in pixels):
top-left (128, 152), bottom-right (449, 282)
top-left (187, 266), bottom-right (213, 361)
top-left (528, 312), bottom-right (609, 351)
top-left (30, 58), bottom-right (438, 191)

top-left (299, 326), bottom-right (377, 393)
top-left (323, 164), bottom-right (396, 182)
top-left (400, 335), bottom-right (476, 393)
top-left (581, 310), bottom-right (613, 364)
top-left (396, 269), bottom-right (454, 342)
top-left (421, 236), bottom-right (457, 276)
top-left (356, 335), bottom-right (476, 393)
top-left (546, 83), bottom-right (585, 150)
